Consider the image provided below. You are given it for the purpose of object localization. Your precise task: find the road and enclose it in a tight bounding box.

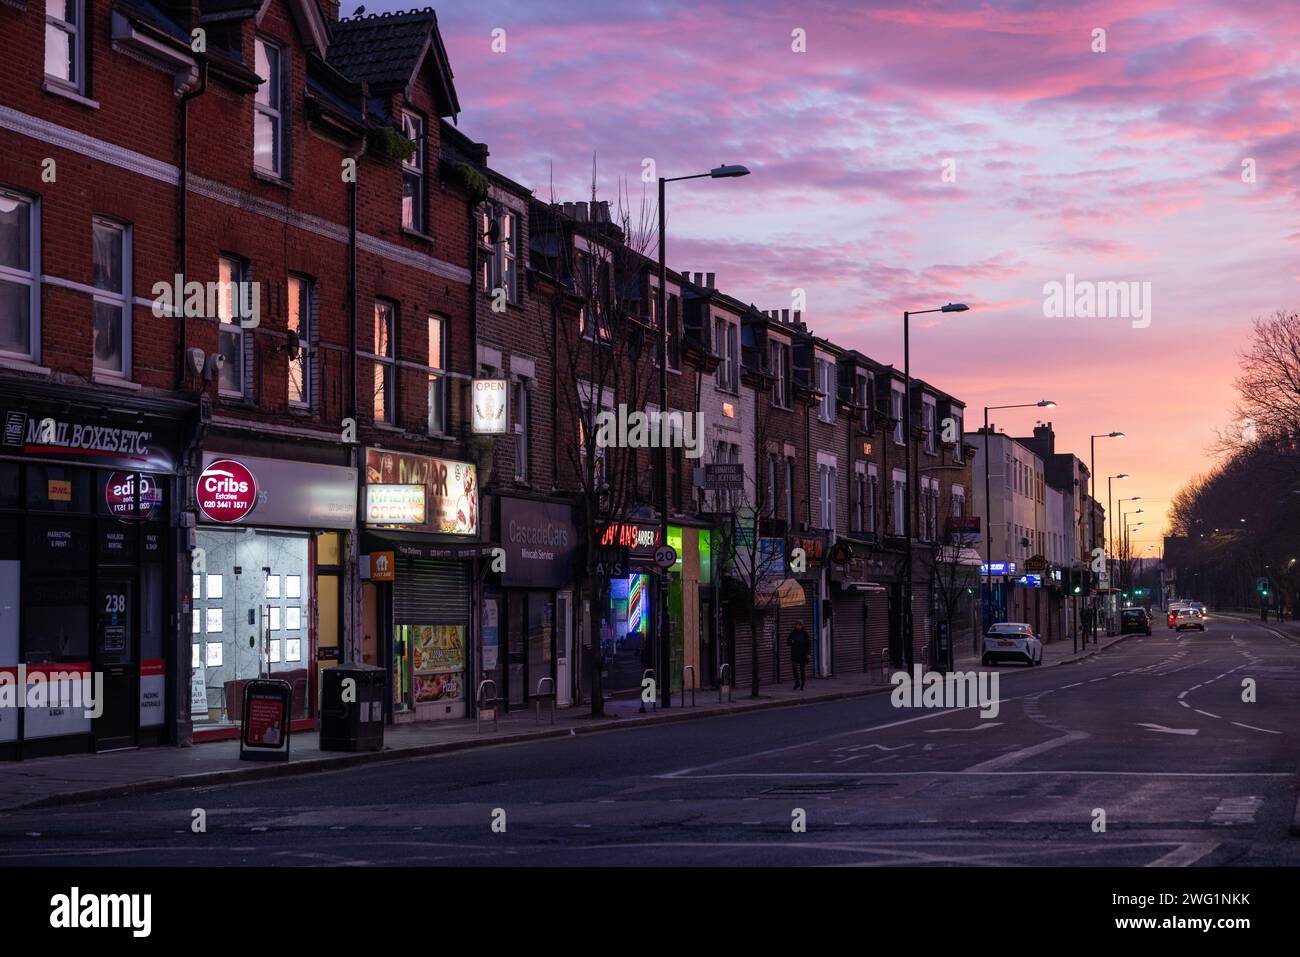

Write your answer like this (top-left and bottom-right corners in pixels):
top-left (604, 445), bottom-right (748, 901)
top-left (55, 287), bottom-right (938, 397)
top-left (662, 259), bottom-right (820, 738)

top-left (2, 616), bottom-right (1299, 866)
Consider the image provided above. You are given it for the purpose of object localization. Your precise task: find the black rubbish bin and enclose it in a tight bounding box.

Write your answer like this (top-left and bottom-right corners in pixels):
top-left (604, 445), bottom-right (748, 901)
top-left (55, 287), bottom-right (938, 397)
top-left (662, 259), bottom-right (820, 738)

top-left (319, 663), bottom-right (386, 752)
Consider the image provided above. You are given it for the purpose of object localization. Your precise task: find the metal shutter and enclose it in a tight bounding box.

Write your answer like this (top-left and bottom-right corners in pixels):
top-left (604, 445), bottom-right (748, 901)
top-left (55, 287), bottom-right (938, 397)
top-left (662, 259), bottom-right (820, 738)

top-left (394, 559), bottom-right (470, 624)
top-left (865, 590), bottom-right (890, 677)
top-left (831, 592), bottom-right (866, 675)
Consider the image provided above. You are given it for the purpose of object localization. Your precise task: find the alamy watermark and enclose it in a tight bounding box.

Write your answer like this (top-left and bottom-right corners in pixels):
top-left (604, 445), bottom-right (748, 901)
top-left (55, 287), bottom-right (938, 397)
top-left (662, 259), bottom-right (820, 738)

top-left (0, 668), bottom-right (103, 718)
top-left (1042, 273), bottom-right (1151, 329)
top-left (151, 274), bottom-right (261, 328)
top-left (594, 404), bottom-right (703, 458)
top-left (890, 666), bottom-right (1000, 718)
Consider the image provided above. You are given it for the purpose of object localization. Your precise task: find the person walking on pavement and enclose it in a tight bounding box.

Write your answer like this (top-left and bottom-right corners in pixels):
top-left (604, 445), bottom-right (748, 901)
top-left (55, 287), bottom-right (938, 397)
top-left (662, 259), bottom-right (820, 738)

top-left (787, 622), bottom-right (812, 690)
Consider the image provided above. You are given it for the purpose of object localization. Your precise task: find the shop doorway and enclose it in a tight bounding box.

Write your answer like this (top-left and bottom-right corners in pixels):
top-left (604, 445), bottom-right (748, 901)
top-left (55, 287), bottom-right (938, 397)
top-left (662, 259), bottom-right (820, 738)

top-left (93, 575), bottom-right (136, 751)
top-left (506, 592), bottom-right (556, 710)
top-left (556, 591), bottom-right (572, 707)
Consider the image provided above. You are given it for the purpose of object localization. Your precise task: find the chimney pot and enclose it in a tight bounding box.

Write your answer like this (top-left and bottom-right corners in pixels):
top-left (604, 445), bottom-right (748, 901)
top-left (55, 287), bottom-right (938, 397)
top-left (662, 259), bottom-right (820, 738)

top-left (782, 309), bottom-right (790, 322)
top-left (706, 272), bottom-right (715, 288)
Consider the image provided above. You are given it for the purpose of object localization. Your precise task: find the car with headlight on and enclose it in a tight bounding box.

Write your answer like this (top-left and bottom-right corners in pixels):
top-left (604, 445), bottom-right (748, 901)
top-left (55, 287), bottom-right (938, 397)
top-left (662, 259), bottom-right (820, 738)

top-left (1174, 608), bottom-right (1205, 632)
top-left (981, 622), bottom-right (1042, 666)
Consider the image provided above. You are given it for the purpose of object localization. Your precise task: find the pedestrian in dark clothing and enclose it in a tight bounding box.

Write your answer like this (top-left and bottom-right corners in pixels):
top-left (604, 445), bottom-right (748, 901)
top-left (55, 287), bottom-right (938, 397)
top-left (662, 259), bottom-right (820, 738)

top-left (787, 623), bottom-right (811, 690)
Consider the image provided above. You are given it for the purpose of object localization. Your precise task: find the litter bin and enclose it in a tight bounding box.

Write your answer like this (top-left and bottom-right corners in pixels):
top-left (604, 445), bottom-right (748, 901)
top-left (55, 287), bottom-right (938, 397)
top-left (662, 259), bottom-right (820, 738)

top-left (319, 663), bottom-right (386, 752)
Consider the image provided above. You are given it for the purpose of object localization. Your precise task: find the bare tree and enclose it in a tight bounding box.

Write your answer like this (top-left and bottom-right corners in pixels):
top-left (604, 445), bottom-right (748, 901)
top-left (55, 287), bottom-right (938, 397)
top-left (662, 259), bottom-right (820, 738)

top-left (535, 174), bottom-right (660, 716)
top-left (915, 480), bottom-right (980, 665)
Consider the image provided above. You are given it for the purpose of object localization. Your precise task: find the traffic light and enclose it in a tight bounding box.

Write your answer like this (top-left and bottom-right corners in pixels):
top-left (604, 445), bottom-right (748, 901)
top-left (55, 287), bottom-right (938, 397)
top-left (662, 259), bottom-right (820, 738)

top-left (1072, 585), bottom-right (1081, 594)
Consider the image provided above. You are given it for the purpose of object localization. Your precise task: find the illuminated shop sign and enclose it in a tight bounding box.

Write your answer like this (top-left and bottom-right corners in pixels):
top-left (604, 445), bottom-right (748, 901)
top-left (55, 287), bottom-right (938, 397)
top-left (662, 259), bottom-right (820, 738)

top-left (365, 485), bottom-right (426, 525)
top-left (471, 378), bottom-right (509, 434)
top-left (364, 448), bottom-right (478, 536)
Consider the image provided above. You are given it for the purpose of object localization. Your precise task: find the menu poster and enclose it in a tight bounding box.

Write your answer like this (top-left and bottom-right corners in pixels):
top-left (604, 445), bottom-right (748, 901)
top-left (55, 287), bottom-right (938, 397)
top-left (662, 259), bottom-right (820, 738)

top-left (412, 624), bottom-right (465, 673)
top-left (414, 671), bottom-right (463, 703)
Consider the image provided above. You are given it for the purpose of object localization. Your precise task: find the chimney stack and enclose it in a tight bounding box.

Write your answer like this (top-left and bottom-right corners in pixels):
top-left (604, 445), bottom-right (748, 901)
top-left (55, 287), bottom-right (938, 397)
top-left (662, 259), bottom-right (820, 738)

top-left (318, 0), bottom-right (340, 21)
top-left (574, 202), bottom-right (589, 223)
top-left (705, 272), bottom-right (715, 289)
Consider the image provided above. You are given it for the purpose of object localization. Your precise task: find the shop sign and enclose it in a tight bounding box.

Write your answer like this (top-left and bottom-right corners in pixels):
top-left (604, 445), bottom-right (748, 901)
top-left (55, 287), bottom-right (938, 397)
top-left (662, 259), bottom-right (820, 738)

top-left (1025, 554), bottom-right (1048, 572)
top-left (1, 404), bottom-right (176, 472)
top-left (501, 498), bottom-right (576, 588)
top-left (196, 459), bottom-right (258, 523)
top-left (47, 480), bottom-right (71, 502)
top-left (704, 463), bottom-right (744, 491)
top-left (368, 551), bottom-right (395, 582)
top-left (598, 521), bottom-right (660, 558)
top-left (365, 448), bottom-right (477, 536)
top-left (104, 471), bottom-right (162, 520)
top-left (981, 561), bottom-right (1017, 576)
top-left (199, 452), bottom-right (356, 529)
top-left (366, 485), bottom-right (426, 525)
top-left (471, 378), bottom-right (509, 434)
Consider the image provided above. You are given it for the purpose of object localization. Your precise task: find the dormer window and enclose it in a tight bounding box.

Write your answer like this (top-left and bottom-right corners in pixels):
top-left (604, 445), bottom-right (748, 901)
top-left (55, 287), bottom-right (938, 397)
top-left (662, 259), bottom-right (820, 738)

top-left (254, 39), bottom-right (285, 177)
top-left (401, 111), bottom-right (425, 233)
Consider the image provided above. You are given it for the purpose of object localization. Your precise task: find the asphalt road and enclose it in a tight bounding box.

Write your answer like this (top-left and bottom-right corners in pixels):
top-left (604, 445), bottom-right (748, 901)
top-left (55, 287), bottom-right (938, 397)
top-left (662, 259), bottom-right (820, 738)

top-left (2, 616), bottom-right (1299, 866)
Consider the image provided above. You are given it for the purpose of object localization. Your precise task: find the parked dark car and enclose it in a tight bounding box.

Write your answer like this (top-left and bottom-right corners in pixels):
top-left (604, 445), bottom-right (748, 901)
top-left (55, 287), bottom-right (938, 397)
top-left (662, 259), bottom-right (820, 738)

top-left (1121, 607), bottom-right (1152, 635)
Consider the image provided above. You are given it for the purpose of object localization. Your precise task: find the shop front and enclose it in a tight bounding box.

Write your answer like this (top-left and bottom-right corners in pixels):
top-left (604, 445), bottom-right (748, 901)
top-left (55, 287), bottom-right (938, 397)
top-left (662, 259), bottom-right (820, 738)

top-left (0, 390), bottom-right (190, 759)
top-left (595, 520), bottom-right (662, 694)
top-left (192, 451), bottom-right (356, 739)
top-left (487, 496), bottom-right (577, 711)
top-left (360, 447), bottom-right (484, 723)
top-left (665, 524), bottom-right (711, 693)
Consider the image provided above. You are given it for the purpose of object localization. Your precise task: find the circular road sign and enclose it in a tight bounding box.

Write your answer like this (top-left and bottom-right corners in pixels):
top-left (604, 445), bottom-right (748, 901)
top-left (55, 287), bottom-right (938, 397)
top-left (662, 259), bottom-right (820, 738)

top-left (654, 544), bottom-right (678, 569)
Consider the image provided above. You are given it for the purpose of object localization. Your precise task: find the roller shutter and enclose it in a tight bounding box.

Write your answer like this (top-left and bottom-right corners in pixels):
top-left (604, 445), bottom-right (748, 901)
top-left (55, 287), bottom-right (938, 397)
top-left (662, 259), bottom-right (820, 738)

top-left (831, 591), bottom-right (867, 675)
top-left (394, 559), bottom-right (470, 624)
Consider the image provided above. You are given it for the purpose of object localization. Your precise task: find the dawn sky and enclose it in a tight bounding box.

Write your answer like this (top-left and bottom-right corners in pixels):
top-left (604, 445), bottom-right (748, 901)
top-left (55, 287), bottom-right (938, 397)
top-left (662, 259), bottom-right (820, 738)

top-left (373, 0), bottom-right (1300, 552)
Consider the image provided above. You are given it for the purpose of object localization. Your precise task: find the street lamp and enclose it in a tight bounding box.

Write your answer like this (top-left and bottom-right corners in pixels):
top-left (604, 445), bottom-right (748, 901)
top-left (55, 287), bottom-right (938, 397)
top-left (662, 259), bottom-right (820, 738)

top-left (1120, 502), bottom-right (1144, 588)
top-left (979, 399), bottom-right (1056, 640)
top-left (1088, 431), bottom-right (1123, 641)
top-left (903, 302), bottom-right (968, 672)
top-left (656, 163), bottom-right (750, 707)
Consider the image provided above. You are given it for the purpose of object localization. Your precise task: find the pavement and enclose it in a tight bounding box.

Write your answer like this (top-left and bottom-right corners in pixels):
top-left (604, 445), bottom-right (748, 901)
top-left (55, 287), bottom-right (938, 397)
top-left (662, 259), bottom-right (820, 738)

top-left (0, 629), bottom-right (1131, 814)
top-left (1, 614), bottom-right (1298, 866)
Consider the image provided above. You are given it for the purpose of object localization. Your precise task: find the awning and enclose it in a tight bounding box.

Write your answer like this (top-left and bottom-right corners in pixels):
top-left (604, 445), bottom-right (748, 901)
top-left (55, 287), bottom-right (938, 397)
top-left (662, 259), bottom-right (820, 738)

top-left (757, 577), bottom-right (807, 608)
top-left (362, 529), bottom-right (498, 561)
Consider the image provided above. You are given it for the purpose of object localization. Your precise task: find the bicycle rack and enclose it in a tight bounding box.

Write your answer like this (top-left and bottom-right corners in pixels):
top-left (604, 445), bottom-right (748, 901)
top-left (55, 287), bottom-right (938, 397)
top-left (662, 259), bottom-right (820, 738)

top-left (476, 679), bottom-right (499, 734)
top-left (717, 663), bottom-right (733, 703)
top-left (640, 668), bottom-right (657, 712)
top-left (534, 676), bottom-right (555, 725)
top-left (681, 665), bottom-right (696, 708)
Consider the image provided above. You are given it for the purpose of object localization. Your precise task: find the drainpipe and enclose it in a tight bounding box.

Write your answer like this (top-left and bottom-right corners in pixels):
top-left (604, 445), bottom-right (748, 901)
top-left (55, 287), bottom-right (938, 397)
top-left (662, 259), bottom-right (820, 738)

top-left (346, 92), bottom-right (368, 667)
top-left (177, 57), bottom-right (208, 391)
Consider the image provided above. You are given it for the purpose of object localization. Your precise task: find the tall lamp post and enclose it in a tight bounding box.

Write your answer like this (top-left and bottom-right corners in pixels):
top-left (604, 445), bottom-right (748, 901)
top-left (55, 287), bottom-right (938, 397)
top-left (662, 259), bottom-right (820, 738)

top-left (980, 400), bottom-right (1056, 635)
top-left (1119, 498), bottom-right (1143, 588)
top-left (657, 163), bottom-right (749, 707)
top-left (1089, 431), bottom-right (1124, 641)
top-left (1125, 521), bottom-right (1145, 592)
top-left (902, 302), bottom-right (968, 671)
top-left (1107, 473), bottom-right (1130, 610)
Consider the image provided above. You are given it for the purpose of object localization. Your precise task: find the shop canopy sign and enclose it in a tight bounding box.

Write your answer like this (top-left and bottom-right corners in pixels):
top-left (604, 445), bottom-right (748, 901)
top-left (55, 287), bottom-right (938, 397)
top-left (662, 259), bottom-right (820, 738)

top-left (365, 448), bottom-right (478, 536)
top-left (198, 452), bottom-right (356, 529)
top-left (471, 378), bottom-right (510, 434)
top-left (597, 521), bottom-right (661, 559)
top-left (501, 498), bottom-right (576, 589)
top-left (2, 402), bottom-right (178, 473)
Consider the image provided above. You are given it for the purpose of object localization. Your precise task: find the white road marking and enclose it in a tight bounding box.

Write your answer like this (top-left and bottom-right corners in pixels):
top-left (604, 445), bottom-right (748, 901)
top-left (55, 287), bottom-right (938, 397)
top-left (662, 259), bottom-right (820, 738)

top-left (1194, 710), bottom-right (1221, 719)
top-left (923, 723), bottom-right (1003, 734)
top-left (1231, 722), bottom-right (1282, 735)
top-left (963, 731), bottom-right (1088, 773)
top-left (1147, 843), bottom-right (1219, 868)
top-left (1137, 723), bottom-right (1199, 736)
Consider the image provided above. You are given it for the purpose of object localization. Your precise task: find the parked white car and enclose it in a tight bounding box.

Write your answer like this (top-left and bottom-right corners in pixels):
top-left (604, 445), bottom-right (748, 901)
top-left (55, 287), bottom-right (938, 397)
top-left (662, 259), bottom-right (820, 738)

top-left (981, 622), bottom-right (1043, 667)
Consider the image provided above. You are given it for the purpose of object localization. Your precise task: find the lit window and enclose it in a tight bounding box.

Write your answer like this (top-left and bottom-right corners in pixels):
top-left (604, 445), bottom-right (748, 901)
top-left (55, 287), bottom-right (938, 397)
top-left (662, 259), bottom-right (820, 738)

top-left (514, 377), bottom-right (530, 481)
top-left (287, 275), bottom-right (312, 407)
top-left (426, 315), bottom-right (446, 433)
top-left (372, 301), bottom-right (395, 424)
top-left (254, 39), bottom-right (284, 176)
top-left (217, 256), bottom-right (249, 396)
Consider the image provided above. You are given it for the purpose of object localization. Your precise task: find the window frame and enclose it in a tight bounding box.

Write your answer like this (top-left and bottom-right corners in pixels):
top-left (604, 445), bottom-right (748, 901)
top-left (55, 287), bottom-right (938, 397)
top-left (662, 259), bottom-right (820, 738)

top-left (815, 357), bottom-right (834, 423)
top-left (44, 0), bottom-right (86, 95)
top-left (91, 217), bottom-right (131, 378)
top-left (286, 273), bottom-right (313, 408)
top-left (254, 37), bottom-right (285, 177)
top-left (513, 374), bottom-right (531, 482)
top-left (891, 468), bottom-right (907, 536)
top-left (216, 254), bottom-right (250, 398)
top-left (0, 189), bottom-right (40, 363)
top-left (365, 299), bottom-right (396, 425)
top-left (891, 384), bottom-right (905, 445)
top-left (922, 395), bottom-right (937, 453)
top-left (867, 464), bottom-right (879, 536)
top-left (401, 110), bottom-right (426, 234)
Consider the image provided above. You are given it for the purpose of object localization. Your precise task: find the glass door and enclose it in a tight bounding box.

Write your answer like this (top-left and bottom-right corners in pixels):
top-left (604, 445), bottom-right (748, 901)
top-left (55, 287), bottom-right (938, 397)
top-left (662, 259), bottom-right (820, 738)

top-left (526, 592), bottom-right (554, 706)
top-left (507, 593), bottom-right (526, 709)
